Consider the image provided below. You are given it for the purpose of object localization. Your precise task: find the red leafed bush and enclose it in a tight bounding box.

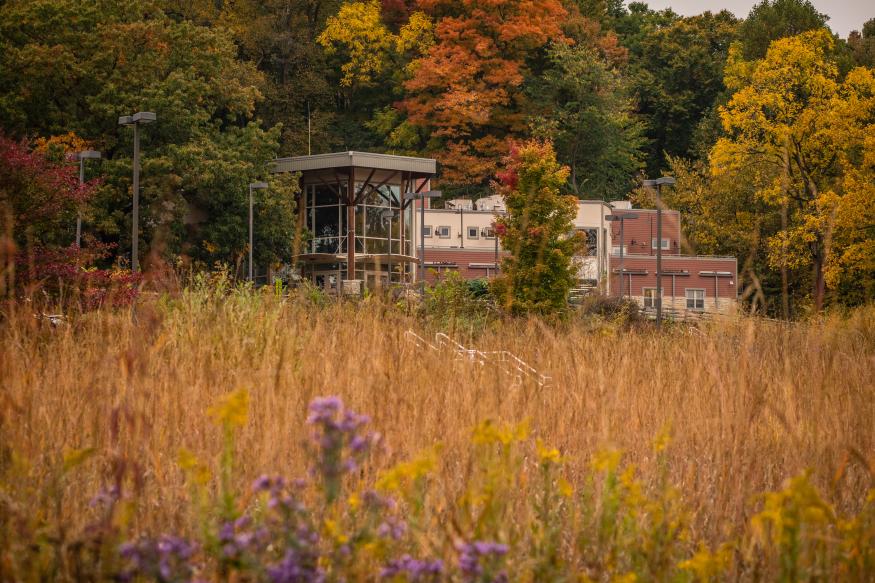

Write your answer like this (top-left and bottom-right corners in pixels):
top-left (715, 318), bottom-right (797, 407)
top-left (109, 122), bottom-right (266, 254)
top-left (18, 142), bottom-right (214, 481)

top-left (14, 243), bottom-right (142, 309)
top-left (1, 134), bottom-right (138, 309)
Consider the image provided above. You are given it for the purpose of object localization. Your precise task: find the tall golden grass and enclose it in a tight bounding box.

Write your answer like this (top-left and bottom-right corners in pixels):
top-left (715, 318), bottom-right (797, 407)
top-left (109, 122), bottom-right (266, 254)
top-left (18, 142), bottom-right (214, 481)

top-left (1, 285), bottom-right (873, 570)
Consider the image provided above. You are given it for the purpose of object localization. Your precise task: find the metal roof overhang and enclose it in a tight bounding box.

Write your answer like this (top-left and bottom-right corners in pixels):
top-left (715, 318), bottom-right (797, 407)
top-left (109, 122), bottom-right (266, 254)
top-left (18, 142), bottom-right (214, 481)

top-left (273, 151), bottom-right (437, 176)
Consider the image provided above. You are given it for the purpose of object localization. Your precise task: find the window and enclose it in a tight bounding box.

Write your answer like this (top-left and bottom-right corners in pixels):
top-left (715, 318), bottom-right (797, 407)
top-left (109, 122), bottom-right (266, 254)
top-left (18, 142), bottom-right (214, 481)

top-left (437, 226), bottom-right (451, 239)
top-left (482, 227), bottom-right (496, 239)
top-left (422, 225), bottom-right (433, 238)
top-left (651, 238), bottom-right (670, 250)
top-left (467, 226), bottom-right (479, 239)
top-left (579, 228), bottom-right (598, 256)
top-left (611, 245), bottom-right (627, 255)
top-left (686, 289), bottom-right (705, 311)
top-left (643, 288), bottom-right (663, 309)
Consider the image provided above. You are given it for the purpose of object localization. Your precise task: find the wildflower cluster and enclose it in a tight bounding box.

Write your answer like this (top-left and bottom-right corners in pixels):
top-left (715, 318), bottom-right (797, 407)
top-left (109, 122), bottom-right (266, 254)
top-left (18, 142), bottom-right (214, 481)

top-left (457, 541), bottom-right (509, 582)
top-left (2, 393), bottom-right (872, 582)
top-left (380, 554), bottom-right (443, 581)
top-left (118, 536), bottom-right (197, 582)
top-left (307, 396), bottom-right (380, 503)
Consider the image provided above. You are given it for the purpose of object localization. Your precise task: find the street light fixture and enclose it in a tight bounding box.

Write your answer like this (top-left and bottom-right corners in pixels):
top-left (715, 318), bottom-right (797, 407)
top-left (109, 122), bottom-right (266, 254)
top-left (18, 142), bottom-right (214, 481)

top-left (403, 189), bottom-right (442, 293)
top-left (248, 181), bottom-right (269, 282)
top-left (605, 212), bottom-right (639, 299)
top-left (118, 111), bottom-right (157, 272)
top-left (642, 176), bottom-right (675, 327)
top-left (74, 150), bottom-right (101, 247)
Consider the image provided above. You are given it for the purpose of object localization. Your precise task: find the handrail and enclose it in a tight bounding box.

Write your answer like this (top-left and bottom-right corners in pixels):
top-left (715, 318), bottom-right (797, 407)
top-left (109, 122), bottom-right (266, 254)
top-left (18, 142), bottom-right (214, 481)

top-left (407, 330), bottom-right (551, 387)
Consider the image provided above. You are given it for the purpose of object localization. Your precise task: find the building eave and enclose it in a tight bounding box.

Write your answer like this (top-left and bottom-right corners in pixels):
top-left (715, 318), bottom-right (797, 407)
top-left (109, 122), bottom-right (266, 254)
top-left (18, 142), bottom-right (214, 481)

top-left (272, 151), bottom-right (437, 176)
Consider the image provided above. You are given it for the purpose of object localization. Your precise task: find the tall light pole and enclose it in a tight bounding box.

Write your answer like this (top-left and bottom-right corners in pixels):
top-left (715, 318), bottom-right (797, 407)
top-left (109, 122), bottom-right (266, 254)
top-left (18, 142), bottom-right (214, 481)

top-left (605, 213), bottom-right (639, 299)
top-left (118, 112), bottom-right (156, 272)
top-left (403, 189), bottom-right (442, 293)
top-left (75, 150), bottom-right (101, 247)
top-left (642, 177), bottom-right (675, 327)
top-left (248, 181), bottom-right (269, 282)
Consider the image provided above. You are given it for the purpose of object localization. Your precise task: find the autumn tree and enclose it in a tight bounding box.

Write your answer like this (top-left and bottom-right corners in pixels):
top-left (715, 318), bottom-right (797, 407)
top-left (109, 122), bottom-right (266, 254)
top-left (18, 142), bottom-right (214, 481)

top-left (400, 0), bottom-right (568, 192)
top-left (0, 135), bottom-right (93, 249)
top-left (711, 29), bottom-right (875, 312)
top-left (491, 141), bottom-right (583, 316)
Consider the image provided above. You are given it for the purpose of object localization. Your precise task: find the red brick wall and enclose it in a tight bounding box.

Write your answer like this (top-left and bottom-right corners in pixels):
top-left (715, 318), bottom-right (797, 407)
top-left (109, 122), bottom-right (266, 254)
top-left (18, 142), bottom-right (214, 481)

top-left (610, 209), bottom-right (682, 256)
top-left (609, 255), bottom-right (737, 299)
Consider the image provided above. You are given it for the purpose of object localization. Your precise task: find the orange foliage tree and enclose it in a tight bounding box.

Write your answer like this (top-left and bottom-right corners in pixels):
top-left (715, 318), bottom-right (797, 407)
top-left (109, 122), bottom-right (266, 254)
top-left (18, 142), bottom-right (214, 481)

top-left (402, 0), bottom-right (568, 190)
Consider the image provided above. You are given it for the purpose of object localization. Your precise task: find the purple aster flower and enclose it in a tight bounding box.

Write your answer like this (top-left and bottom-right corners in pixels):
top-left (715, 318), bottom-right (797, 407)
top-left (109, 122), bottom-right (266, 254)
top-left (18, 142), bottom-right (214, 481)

top-left (381, 555), bottom-right (444, 581)
top-left (457, 540), bottom-right (509, 582)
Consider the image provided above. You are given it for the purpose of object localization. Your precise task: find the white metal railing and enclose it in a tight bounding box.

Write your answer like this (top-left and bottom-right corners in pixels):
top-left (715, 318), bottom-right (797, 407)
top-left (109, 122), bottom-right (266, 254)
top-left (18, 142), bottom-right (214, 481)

top-left (405, 330), bottom-right (551, 387)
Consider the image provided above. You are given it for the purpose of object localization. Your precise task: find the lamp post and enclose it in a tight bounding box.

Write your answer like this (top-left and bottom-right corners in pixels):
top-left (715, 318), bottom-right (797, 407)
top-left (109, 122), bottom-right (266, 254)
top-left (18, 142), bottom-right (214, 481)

top-left (248, 181), bottom-right (269, 282)
top-left (74, 150), bottom-right (101, 247)
top-left (605, 213), bottom-right (639, 299)
top-left (118, 112), bottom-right (157, 272)
top-left (642, 176), bottom-right (675, 327)
top-left (403, 189), bottom-right (442, 293)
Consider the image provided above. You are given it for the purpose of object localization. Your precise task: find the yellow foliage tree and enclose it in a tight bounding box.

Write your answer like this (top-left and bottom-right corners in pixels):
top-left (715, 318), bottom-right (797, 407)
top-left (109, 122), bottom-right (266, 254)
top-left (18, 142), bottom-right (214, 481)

top-left (318, 1), bottom-right (433, 88)
top-left (711, 29), bottom-right (875, 310)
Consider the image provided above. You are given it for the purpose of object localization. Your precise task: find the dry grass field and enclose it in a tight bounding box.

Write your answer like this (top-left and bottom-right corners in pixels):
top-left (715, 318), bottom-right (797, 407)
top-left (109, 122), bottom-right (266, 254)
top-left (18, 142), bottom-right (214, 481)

top-left (1, 282), bottom-right (873, 580)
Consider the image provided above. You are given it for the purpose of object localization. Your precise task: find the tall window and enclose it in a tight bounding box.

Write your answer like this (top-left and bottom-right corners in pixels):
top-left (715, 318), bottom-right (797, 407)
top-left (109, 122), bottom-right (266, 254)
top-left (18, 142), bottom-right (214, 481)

top-left (422, 225), bottom-right (433, 238)
top-left (686, 288), bottom-right (705, 310)
top-left (359, 183), bottom-right (401, 254)
top-left (643, 287), bottom-right (663, 308)
top-left (467, 226), bottom-right (479, 239)
top-left (307, 183), bottom-right (345, 254)
top-left (579, 228), bottom-right (598, 256)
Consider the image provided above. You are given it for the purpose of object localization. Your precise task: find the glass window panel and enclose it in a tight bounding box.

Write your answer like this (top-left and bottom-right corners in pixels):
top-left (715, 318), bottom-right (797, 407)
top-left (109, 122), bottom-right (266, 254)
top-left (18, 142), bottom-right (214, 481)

top-left (366, 206), bottom-right (390, 239)
top-left (314, 183), bottom-right (341, 206)
top-left (314, 206), bottom-right (340, 239)
top-left (367, 238), bottom-right (389, 254)
top-left (356, 206), bottom-right (365, 235)
top-left (314, 238), bottom-right (339, 253)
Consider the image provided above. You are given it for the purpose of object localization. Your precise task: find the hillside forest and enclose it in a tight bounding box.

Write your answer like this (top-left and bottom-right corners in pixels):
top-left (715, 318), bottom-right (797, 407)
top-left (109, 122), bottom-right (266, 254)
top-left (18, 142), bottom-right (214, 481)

top-left (1, 0), bottom-right (874, 316)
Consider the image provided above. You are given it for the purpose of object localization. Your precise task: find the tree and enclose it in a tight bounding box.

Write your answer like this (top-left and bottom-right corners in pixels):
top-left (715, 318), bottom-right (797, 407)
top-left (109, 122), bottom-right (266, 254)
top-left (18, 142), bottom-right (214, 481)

top-left (529, 42), bottom-right (645, 200)
top-left (0, 134), bottom-right (92, 248)
top-left (0, 0), bottom-right (297, 272)
top-left (739, 0), bottom-right (827, 59)
top-left (622, 10), bottom-right (739, 173)
top-left (848, 19), bottom-right (875, 68)
top-left (400, 0), bottom-right (568, 191)
top-left (711, 29), bottom-right (875, 312)
top-left (630, 156), bottom-right (782, 314)
top-left (491, 141), bottom-right (583, 316)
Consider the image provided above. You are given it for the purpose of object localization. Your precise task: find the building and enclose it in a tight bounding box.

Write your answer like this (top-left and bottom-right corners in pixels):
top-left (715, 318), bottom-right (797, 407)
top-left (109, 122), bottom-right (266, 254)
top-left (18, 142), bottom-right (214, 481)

top-left (417, 196), bottom-right (737, 317)
top-left (274, 151), bottom-right (737, 316)
top-left (273, 151), bottom-right (436, 293)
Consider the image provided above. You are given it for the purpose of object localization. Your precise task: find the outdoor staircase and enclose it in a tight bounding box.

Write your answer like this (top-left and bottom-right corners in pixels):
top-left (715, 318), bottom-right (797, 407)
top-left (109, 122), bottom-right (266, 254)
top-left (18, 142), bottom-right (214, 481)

top-left (404, 330), bottom-right (552, 387)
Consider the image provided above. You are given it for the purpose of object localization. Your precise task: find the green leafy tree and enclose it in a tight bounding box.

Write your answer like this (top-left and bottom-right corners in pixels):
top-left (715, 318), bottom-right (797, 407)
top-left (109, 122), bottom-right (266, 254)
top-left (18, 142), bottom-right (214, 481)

top-left (848, 19), bottom-right (875, 68)
top-left (529, 42), bottom-right (645, 200)
top-left (491, 140), bottom-right (583, 317)
top-left (623, 10), bottom-right (739, 173)
top-left (0, 0), bottom-right (297, 271)
top-left (739, 0), bottom-right (827, 59)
